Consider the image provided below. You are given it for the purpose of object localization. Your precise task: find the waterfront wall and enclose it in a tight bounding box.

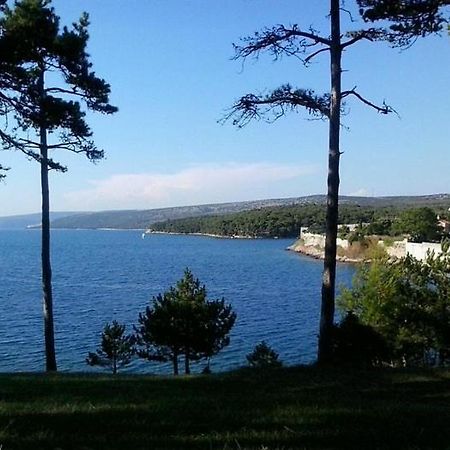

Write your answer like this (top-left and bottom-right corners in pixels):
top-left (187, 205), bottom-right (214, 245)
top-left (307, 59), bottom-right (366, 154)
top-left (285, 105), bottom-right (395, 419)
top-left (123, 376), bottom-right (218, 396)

top-left (405, 242), bottom-right (443, 260)
top-left (301, 232), bottom-right (349, 249)
top-left (299, 232), bottom-right (445, 262)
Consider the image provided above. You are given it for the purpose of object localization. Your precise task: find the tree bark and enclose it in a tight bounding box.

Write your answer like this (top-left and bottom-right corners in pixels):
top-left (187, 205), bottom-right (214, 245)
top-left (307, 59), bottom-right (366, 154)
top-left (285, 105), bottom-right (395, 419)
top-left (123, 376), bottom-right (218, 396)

top-left (113, 351), bottom-right (117, 375)
top-left (39, 68), bottom-right (57, 372)
top-left (184, 350), bottom-right (190, 375)
top-left (318, 0), bottom-right (342, 365)
top-left (173, 351), bottom-right (179, 375)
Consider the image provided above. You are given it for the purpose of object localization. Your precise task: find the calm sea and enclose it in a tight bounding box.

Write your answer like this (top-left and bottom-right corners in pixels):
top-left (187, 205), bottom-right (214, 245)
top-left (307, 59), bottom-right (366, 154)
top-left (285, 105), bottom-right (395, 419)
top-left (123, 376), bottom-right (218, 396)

top-left (0, 230), bottom-right (355, 374)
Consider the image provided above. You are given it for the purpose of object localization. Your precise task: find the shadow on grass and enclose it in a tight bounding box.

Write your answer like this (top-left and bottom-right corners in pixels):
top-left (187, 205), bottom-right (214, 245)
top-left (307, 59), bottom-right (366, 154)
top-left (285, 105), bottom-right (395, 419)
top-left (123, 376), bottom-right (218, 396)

top-left (0, 366), bottom-right (449, 449)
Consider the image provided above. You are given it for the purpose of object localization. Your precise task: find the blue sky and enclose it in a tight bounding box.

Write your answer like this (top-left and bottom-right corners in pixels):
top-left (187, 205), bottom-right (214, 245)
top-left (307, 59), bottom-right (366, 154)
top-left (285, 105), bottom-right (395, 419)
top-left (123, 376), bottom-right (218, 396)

top-left (0, 0), bottom-right (449, 215)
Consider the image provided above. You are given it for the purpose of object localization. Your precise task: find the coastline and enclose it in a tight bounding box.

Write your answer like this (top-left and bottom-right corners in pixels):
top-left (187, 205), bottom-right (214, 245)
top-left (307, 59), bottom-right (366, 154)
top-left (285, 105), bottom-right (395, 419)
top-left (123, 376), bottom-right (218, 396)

top-left (145, 230), bottom-right (264, 240)
top-left (147, 230), bottom-right (362, 263)
top-left (26, 227), bottom-right (147, 231)
top-left (40, 227), bottom-right (375, 264)
top-left (286, 241), bottom-right (363, 263)
top-left (147, 230), bottom-right (361, 263)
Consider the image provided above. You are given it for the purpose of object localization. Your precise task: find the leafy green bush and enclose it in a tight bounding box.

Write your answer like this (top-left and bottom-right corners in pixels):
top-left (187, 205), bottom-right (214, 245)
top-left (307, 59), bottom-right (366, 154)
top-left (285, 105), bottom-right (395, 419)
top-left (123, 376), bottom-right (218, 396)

top-left (339, 250), bottom-right (450, 366)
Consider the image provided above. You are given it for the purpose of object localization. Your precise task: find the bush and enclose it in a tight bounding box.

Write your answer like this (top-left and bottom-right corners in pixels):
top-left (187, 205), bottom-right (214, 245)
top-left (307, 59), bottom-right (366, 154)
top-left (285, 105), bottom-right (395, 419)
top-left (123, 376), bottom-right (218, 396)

top-left (246, 341), bottom-right (282, 369)
top-left (339, 250), bottom-right (450, 366)
top-left (331, 312), bottom-right (389, 366)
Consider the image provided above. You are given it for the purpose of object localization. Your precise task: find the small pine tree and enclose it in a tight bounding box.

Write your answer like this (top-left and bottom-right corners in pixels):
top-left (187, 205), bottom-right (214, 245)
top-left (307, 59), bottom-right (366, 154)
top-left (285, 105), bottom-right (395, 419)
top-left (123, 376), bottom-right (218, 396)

top-left (87, 321), bottom-right (135, 375)
top-left (246, 341), bottom-right (282, 369)
top-left (135, 268), bottom-right (236, 375)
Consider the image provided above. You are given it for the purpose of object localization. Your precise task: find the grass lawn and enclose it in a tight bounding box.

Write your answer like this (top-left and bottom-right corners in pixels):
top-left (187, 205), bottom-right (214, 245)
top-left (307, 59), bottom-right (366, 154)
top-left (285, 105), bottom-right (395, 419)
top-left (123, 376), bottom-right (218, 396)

top-left (0, 366), bottom-right (449, 449)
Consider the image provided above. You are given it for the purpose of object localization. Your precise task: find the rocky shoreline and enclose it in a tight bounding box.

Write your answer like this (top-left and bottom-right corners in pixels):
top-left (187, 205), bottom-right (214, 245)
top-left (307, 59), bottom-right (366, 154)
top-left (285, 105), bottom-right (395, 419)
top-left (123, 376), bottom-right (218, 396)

top-left (145, 231), bottom-right (417, 264)
top-left (148, 230), bottom-right (364, 262)
top-left (286, 241), bottom-right (363, 263)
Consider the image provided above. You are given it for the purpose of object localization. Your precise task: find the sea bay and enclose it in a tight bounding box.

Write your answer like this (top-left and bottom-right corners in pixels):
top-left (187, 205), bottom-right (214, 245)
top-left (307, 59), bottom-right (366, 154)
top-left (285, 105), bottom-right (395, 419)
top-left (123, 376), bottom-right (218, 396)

top-left (0, 230), bottom-right (355, 373)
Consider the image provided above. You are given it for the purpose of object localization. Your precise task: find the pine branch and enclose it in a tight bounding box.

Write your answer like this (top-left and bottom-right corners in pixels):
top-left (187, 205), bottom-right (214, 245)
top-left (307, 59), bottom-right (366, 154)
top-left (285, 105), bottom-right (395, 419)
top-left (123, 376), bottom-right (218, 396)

top-left (304, 47), bottom-right (330, 64)
top-left (341, 88), bottom-right (396, 115)
top-left (0, 128), bottom-right (25, 150)
top-left (45, 87), bottom-right (86, 98)
top-left (357, 0), bottom-right (450, 46)
top-left (17, 147), bottom-right (67, 172)
top-left (233, 24), bottom-right (330, 63)
top-left (17, 137), bottom-right (40, 148)
top-left (0, 163), bottom-right (9, 180)
top-left (342, 28), bottom-right (388, 48)
top-left (223, 84), bottom-right (330, 127)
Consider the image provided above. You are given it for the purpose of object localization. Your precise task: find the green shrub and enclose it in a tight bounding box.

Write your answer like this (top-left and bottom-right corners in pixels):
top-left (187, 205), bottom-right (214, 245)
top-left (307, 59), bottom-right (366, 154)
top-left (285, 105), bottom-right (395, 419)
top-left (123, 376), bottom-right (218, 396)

top-left (331, 312), bottom-right (390, 366)
top-left (339, 251), bottom-right (450, 366)
top-left (246, 341), bottom-right (282, 368)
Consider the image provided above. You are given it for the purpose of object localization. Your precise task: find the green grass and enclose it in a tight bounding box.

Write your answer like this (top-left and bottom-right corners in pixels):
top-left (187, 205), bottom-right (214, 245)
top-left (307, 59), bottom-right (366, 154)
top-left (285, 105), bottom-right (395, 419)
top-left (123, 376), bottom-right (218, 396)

top-left (0, 366), bottom-right (449, 449)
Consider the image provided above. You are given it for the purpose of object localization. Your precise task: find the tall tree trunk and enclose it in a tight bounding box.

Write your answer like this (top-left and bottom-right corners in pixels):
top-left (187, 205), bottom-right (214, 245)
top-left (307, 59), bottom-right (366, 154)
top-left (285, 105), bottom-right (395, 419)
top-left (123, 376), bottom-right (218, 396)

top-left (184, 350), bottom-right (190, 375)
top-left (113, 350), bottom-right (117, 375)
top-left (173, 351), bottom-right (179, 375)
top-left (39, 68), bottom-right (57, 372)
top-left (318, 0), bottom-right (342, 365)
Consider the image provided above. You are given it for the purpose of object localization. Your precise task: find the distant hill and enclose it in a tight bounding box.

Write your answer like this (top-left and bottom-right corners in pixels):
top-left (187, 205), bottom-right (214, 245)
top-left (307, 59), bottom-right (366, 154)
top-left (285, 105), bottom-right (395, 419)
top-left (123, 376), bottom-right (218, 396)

top-left (1, 194), bottom-right (448, 230)
top-left (49, 194), bottom-right (450, 230)
top-left (49, 200), bottom-right (297, 229)
top-left (0, 212), bottom-right (82, 229)
top-left (149, 197), bottom-right (450, 238)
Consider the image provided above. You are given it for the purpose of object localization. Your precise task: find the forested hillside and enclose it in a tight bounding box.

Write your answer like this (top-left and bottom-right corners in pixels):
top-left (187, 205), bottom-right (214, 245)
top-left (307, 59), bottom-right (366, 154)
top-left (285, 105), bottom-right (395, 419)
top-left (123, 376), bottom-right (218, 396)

top-left (47, 194), bottom-right (450, 230)
top-left (2, 194), bottom-right (448, 231)
top-left (48, 197), bottom-right (323, 229)
top-left (149, 202), bottom-right (450, 238)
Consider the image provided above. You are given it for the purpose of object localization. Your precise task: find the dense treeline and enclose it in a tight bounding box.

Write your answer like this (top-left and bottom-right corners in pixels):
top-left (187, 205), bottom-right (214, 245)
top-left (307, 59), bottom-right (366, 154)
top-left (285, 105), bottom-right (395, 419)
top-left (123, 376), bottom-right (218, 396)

top-left (150, 203), bottom-right (450, 239)
top-left (31, 195), bottom-right (448, 230)
top-left (147, 204), bottom-right (399, 238)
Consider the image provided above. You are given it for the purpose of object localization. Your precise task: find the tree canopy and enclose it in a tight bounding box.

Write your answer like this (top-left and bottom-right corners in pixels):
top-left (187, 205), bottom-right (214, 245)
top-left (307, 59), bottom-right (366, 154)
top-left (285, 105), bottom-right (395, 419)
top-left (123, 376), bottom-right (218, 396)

top-left (392, 207), bottom-right (440, 242)
top-left (0, 0), bottom-right (117, 169)
top-left (135, 269), bottom-right (236, 375)
top-left (357, 0), bottom-right (450, 45)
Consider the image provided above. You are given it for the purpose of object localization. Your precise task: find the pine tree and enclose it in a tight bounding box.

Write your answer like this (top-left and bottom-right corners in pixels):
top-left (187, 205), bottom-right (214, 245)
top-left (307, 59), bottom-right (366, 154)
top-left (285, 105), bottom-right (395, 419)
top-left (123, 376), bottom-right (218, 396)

top-left (87, 321), bottom-right (135, 375)
top-left (135, 291), bottom-right (185, 375)
top-left (224, 1), bottom-right (394, 364)
top-left (0, 0), bottom-right (117, 371)
top-left (135, 269), bottom-right (236, 375)
top-left (246, 341), bottom-right (282, 369)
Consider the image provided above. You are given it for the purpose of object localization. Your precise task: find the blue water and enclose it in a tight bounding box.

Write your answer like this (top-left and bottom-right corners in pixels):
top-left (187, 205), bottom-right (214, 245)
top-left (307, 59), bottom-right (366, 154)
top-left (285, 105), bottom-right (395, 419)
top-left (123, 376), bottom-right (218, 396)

top-left (0, 230), bottom-right (355, 374)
